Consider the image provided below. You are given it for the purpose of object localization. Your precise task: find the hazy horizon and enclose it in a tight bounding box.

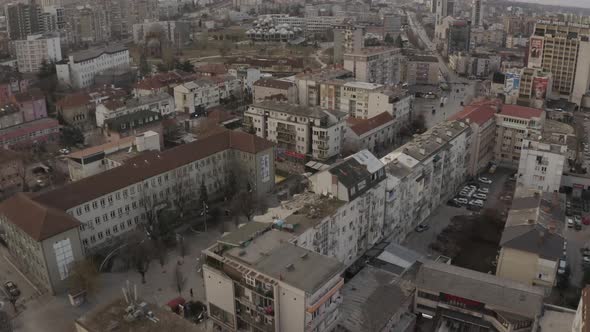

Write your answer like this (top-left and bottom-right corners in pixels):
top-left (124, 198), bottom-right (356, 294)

top-left (512, 0), bottom-right (590, 9)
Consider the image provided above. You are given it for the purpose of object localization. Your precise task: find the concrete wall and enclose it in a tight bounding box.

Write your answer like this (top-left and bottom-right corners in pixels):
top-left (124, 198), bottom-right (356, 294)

top-left (203, 265), bottom-right (236, 329)
top-left (496, 247), bottom-right (538, 286)
top-left (277, 282), bottom-right (306, 332)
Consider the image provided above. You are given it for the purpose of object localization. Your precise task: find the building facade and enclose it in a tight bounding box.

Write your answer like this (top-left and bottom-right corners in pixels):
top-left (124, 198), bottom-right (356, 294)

top-left (0, 193), bottom-right (83, 295)
top-left (345, 112), bottom-right (396, 155)
top-left (343, 48), bottom-right (402, 85)
top-left (244, 102), bottom-right (346, 161)
top-left (95, 92), bottom-right (174, 127)
top-left (32, 130), bottom-right (275, 253)
top-left (494, 105), bottom-right (545, 168)
top-left (56, 45), bottom-right (130, 89)
top-left (13, 33), bottom-right (62, 73)
top-left (382, 120), bottom-right (471, 243)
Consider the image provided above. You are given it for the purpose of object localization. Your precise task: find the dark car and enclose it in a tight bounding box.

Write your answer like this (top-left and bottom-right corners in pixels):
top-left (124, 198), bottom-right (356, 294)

top-left (415, 224), bottom-right (429, 232)
top-left (447, 199), bottom-right (461, 207)
top-left (4, 281), bottom-right (20, 298)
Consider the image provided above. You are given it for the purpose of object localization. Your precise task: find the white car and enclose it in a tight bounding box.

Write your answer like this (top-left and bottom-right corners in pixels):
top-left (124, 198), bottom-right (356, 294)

top-left (473, 193), bottom-right (487, 200)
top-left (567, 218), bottom-right (574, 228)
top-left (558, 260), bottom-right (567, 275)
top-left (455, 198), bottom-right (468, 205)
top-left (478, 177), bottom-right (492, 184)
top-left (59, 148), bottom-right (70, 155)
top-left (469, 199), bottom-right (484, 207)
top-left (477, 188), bottom-right (489, 194)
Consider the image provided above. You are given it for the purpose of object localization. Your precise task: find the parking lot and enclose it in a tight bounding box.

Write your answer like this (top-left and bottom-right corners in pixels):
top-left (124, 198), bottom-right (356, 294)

top-left (403, 168), bottom-right (512, 258)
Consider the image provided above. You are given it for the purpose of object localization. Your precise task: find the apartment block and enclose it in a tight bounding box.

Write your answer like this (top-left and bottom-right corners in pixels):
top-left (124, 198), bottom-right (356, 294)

top-left (268, 14), bottom-right (346, 36)
top-left (132, 21), bottom-right (190, 47)
top-left (174, 76), bottom-right (240, 114)
top-left (528, 20), bottom-right (590, 105)
top-left (345, 112), bottom-right (396, 155)
top-left (5, 2), bottom-right (41, 40)
top-left (572, 286), bottom-right (590, 332)
top-left (95, 92), bottom-right (174, 127)
top-left (56, 45), bottom-right (130, 89)
top-left (339, 82), bottom-right (383, 119)
top-left (0, 193), bottom-right (83, 294)
top-left (405, 56), bottom-right (439, 85)
top-left (296, 68), bottom-right (352, 107)
top-left (0, 117), bottom-right (60, 149)
top-left (62, 3), bottom-right (111, 46)
top-left (518, 67), bottom-right (553, 109)
top-left (343, 48), bottom-right (402, 85)
top-left (304, 150), bottom-right (387, 263)
top-left (203, 223), bottom-right (344, 332)
top-left (449, 99), bottom-right (498, 176)
top-left (516, 120), bottom-right (575, 192)
top-left (367, 88), bottom-right (414, 129)
top-left (496, 192), bottom-right (565, 293)
top-left (333, 24), bottom-right (364, 64)
top-left (381, 120), bottom-right (471, 243)
top-left (253, 79), bottom-right (297, 103)
top-left (244, 102), bottom-right (347, 161)
top-left (415, 261), bottom-right (545, 332)
top-left (13, 33), bottom-right (62, 73)
top-left (494, 105), bottom-right (545, 167)
top-left (29, 130), bottom-right (274, 253)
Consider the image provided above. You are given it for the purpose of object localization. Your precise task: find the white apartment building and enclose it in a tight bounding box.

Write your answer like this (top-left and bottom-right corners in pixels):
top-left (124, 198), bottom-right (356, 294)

top-left (32, 130), bottom-right (275, 253)
top-left (244, 102), bottom-right (347, 161)
top-left (381, 120), bottom-right (471, 243)
top-left (268, 14), bottom-right (346, 35)
top-left (56, 45), bottom-right (130, 89)
top-left (302, 150), bottom-right (387, 264)
top-left (174, 79), bottom-right (220, 114)
top-left (405, 56), bottom-right (440, 85)
top-left (296, 68), bottom-right (352, 107)
top-left (516, 121), bottom-right (574, 192)
top-left (343, 48), bottom-right (402, 85)
top-left (339, 82), bottom-right (383, 119)
top-left (95, 92), bottom-right (174, 127)
top-left (494, 105), bottom-right (545, 167)
top-left (203, 223), bottom-right (345, 332)
top-left (367, 88), bottom-right (414, 125)
top-left (132, 21), bottom-right (190, 46)
top-left (13, 33), bottom-right (62, 73)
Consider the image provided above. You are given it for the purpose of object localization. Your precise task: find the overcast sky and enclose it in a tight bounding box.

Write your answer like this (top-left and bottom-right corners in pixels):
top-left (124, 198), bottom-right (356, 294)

top-left (513, 0), bottom-right (590, 9)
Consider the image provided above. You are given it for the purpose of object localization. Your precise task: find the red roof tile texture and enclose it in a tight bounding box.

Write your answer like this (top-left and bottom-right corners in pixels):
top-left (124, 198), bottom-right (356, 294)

top-left (34, 130), bottom-right (274, 210)
top-left (499, 104), bottom-right (544, 119)
top-left (449, 99), bottom-right (499, 126)
top-left (347, 112), bottom-right (394, 136)
top-left (0, 193), bottom-right (80, 241)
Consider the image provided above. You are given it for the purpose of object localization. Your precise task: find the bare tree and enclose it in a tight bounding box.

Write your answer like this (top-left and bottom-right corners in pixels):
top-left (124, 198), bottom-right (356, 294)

top-left (130, 241), bottom-right (152, 284)
top-left (173, 264), bottom-right (186, 295)
top-left (68, 258), bottom-right (100, 296)
top-left (139, 185), bottom-right (163, 240)
top-left (171, 169), bottom-right (195, 218)
top-left (231, 190), bottom-right (258, 221)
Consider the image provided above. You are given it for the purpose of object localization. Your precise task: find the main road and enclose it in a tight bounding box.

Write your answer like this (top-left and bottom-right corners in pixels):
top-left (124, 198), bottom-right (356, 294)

top-left (406, 10), bottom-right (481, 126)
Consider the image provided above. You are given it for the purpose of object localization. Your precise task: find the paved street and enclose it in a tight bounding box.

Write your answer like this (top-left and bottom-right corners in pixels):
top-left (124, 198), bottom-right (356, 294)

top-left (11, 229), bottom-right (221, 332)
top-left (0, 247), bottom-right (43, 315)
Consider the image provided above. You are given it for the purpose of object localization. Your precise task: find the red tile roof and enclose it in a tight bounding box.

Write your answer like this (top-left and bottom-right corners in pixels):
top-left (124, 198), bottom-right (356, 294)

top-left (347, 112), bottom-right (394, 136)
top-left (0, 193), bottom-right (80, 241)
top-left (449, 99), bottom-right (499, 126)
top-left (499, 104), bottom-right (544, 119)
top-left (34, 130), bottom-right (274, 210)
top-left (56, 93), bottom-right (91, 109)
top-left (196, 63), bottom-right (227, 75)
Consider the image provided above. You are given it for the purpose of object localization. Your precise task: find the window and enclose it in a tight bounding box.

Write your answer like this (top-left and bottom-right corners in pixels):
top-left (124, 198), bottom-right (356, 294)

top-left (110, 211), bottom-right (116, 218)
top-left (106, 229), bottom-right (111, 236)
top-left (84, 204), bottom-right (90, 212)
top-left (127, 219), bottom-right (132, 226)
top-left (120, 222), bottom-right (125, 230)
top-left (108, 195), bottom-right (113, 204)
top-left (54, 239), bottom-right (74, 280)
top-left (92, 201), bottom-right (98, 209)
top-left (113, 225), bottom-right (118, 233)
top-left (90, 235), bottom-right (96, 243)
top-left (103, 214), bottom-right (108, 222)
top-left (115, 192), bottom-right (121, 200)
top-left (95, 217), bottom-right (100, 225)
top-left (98, 232), bottom-right (104, 239)
top-left (76, 208), bottom-right (82, 215)
top-left (100, 199), bottom-right (105, 207)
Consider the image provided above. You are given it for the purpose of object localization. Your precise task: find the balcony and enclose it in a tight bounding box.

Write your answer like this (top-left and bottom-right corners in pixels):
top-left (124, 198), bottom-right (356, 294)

top-left (306, 301), bottom-right (341, 332)
top-left (237, 309), bottom-right (275, 332)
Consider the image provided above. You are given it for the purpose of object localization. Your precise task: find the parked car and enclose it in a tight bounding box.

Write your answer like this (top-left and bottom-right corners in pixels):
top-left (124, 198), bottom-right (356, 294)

top-left (575, 219), bottom-right (583, 230)
top-left (477, 188), bottom-right (489, 194)
top-left (58, 148), bottom-right (70, 155)
top-left (558, 260), bottom-right (567, 275)
top-left (478, 177), bottom-right (492, 184)
top-left (583, 255), bottom-right (590, 265)
top-left (567, 218), bottom-right (574, 228)
top-left (574, 215), bottom-right (582, 224)
top-left (473, 193), bottom-right (487, 200)
top-left (415, 224), bottom-right (429, 232)
top-left (563, 241), bottom-right (567, 257)
top-left (455, 198), bottom-right (468, 205)
top-left (583, 216), bottom-right (590, 225)
top-left (4, 281), bottom-right (20, 298)
top-left (447, 199), bottom-right (461, 207)
top-left (469, 199), bottom-right (484, 207)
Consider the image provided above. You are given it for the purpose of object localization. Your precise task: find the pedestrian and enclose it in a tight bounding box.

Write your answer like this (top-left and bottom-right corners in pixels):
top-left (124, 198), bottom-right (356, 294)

top-left (190, 288), bottom-right (194, 298)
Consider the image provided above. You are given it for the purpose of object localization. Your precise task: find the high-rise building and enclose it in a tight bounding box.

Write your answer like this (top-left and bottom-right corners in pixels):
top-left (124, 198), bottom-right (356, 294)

top-left (383, 14), bottom-right (403, 38)
top-left (471, 0), bottom-right (483, 27)
top-left (435, 0), bottom-right (454, 26)
top-left (343, 47), bottom-right (402, 85)
top-left (333, 24), bottom-right (364, 64)
top-left (528, 21), bottom-right (590, 105)
top-left (5, 2), bottom-right (42, 40)
top-left (13, 33), bottom-right (62, 73)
